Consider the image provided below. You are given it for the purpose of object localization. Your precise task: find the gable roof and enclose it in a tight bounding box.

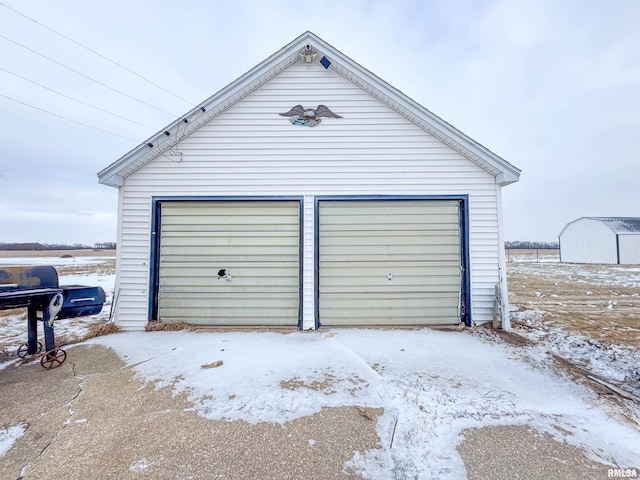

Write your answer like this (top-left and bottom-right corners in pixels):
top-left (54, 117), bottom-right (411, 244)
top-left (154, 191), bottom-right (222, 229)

top-left (560, 217), bottom-right (640, 236)
top-left (98, 31), bottom-right (521, 187)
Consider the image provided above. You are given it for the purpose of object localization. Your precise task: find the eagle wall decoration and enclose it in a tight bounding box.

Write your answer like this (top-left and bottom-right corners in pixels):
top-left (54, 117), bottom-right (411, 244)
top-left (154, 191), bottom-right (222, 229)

top-left (279, 105), bottom-right (342, 127)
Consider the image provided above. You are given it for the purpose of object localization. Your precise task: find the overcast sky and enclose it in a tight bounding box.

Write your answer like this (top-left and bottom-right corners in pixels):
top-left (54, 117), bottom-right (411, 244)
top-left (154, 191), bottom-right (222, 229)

top-left (1, 0), bottom-right (638, 245)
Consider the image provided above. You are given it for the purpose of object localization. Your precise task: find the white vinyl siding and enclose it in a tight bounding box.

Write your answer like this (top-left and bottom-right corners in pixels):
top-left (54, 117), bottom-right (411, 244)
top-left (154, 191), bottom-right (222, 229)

top-left (112, 62), bottom-right (501, 330)
top-left (158, 201), bottom-right (299, 325)
top-left (319, 200), bottom-right (461, 325)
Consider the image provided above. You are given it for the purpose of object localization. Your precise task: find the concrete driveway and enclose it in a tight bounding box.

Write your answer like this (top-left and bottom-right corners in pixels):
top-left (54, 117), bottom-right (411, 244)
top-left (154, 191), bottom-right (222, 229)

top-left (1, 329), bottom-right (638, 479)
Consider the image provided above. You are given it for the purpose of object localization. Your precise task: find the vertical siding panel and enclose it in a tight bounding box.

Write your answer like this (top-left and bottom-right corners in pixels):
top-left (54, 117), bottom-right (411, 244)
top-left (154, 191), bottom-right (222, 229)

top-left (303, 195), bottom-right (315, 329)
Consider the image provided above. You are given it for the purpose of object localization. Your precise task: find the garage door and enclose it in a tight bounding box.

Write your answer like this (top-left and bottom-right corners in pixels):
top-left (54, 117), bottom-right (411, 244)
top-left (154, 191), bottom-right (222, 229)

top-left (319, 200), bottom-right (461, 326)
top-left (158, 201), bottom-right (300, 326)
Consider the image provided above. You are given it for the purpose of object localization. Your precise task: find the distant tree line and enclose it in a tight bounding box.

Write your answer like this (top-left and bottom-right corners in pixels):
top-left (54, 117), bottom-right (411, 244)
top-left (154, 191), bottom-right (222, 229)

top-left (505, 241), bottom-right (558, 249)
top-left (0, 242), bottom-right (116, 251)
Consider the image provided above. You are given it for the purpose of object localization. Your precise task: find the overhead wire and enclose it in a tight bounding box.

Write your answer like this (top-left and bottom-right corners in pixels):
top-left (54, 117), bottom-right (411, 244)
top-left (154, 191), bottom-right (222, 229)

top-left (0, 1), bottom-right (195, 106)
top-left (0, 34), bottom-right (180, 118)
top-left (1, 94), bottom-right (140, 142)
top-left (0, 66), bottom-right (157, 130)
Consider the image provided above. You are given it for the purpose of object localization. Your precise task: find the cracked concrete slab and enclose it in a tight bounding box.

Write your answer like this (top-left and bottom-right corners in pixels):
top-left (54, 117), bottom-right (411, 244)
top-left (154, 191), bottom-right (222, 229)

top-left (0, 344), bottom-right (380, 479)
top-left (0, 343), bottom-right (624, 479)
top-left (457, 425), bottom-right (610, 480)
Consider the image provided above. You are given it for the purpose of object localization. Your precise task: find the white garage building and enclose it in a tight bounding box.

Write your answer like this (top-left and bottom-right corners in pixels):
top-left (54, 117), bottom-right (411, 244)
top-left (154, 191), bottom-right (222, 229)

top-left (559, 217), bottom-right (640, 264)
top-left (98, 32), bottom-right (521, 331)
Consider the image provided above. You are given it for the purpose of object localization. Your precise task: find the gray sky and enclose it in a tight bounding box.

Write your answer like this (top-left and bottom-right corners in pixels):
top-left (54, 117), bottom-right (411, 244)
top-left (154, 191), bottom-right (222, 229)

top-left (1, 0), bottom-right (638, 245)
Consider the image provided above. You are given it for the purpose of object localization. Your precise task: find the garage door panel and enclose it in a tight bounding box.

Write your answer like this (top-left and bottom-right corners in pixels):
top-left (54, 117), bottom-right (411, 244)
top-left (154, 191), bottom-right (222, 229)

top-left (159, 310), bottom-right (299, 326)
top-left (160, 294), bottom-right (298, 310)
top-left (321, 202), bottom-right (459, 216)
top-left (161, 233), bottom-right (300, 244)
top-left (160, 254), bottom-right (297, 263)
top-left (319, 200), bottom-right (461, 326)
top-left (161, 244), bottom-right (297, 256)
top-left (320, 260), bottom-right (461, 269)
top-left (321, 243), bottom-right (460, 256)
top-left (320, 234), bottom-right (460, 246)
top-left (160, 270), bottom-right (299, 287)
top-left (321, 314), bottom-right (459, 326)
top-left (321, 276), bottom-right (460, 289)
top-left (159, 201), bottom-right (299, 326)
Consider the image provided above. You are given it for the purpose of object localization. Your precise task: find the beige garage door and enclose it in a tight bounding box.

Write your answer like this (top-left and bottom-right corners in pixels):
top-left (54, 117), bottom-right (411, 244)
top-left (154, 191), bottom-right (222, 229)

top-left (319, 200), bottom-right (461, 326)
top-left (158, 201), bottom-right (300, 326)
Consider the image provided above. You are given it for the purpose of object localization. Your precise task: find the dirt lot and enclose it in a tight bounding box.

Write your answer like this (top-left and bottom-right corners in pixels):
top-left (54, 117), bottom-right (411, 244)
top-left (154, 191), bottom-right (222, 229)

top-left (506, 250), bottom-right (640, 347)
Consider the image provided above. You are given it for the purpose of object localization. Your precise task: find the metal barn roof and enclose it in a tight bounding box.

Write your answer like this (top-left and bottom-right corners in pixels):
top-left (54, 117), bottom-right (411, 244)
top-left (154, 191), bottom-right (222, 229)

top-left (560, 217), bottom-right (640, 236)
top-left (591, 217), bottom-right (640, 234)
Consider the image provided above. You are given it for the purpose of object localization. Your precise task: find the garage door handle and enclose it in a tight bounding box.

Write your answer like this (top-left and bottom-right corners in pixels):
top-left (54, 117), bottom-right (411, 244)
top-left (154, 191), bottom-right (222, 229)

top-left (70, 297), bottom-right (95, 303)
top-left (387, 273), bottom-right (393, 280)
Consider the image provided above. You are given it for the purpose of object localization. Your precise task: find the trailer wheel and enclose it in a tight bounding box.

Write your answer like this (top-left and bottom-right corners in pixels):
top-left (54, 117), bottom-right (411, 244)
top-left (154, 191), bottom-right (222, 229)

top-left (40, 349), bottom-right (67, 369)
top-left (17, 342), bottom-right (43, 358)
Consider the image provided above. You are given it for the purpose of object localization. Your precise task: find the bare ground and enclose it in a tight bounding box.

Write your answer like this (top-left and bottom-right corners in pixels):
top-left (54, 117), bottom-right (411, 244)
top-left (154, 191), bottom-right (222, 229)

top-left (507, 259), bottom-right (640, 347)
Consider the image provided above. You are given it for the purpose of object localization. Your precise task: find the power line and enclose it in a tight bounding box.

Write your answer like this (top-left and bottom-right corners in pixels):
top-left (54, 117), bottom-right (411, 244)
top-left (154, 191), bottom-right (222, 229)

top-left (1, 94), bottom-right (140, 142)
top-left (1, 66), bottom-right (157, 130)
top-left (0, 34), bottom-right (179, 119)
top-left (0, 1), bottom-right (195, 106)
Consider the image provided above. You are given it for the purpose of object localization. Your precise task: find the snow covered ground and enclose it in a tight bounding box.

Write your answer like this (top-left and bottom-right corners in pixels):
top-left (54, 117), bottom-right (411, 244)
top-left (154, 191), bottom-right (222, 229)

top-left (84, 329), bottom-right (639, 478)
top-left (508, 257), bottom-right (640, 400)
top-left (1, 253), bottom-right (639, 477)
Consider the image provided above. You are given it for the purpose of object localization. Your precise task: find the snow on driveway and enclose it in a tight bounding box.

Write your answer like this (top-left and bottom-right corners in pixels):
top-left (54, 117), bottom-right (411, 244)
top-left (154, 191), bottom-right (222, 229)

top-left (90, 328), bottom-right (640, 478)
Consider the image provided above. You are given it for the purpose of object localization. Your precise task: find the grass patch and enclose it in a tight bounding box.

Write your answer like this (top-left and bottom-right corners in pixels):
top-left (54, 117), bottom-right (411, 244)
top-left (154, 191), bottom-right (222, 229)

top-left (85, 322), bottom-right (120, 339)
top-left (145, 321), bottom-right (194, 332)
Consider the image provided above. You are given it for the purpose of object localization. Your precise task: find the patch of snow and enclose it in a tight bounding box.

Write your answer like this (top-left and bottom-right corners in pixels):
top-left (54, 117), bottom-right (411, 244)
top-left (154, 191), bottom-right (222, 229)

top-left (129, 458), bottom-right (152, 472)
top-left (512, 311), bottom-right (640, 399)
top-left (90, 330), bottom-right (640, 478)
top-left (0, 423), bottom-right (26, 458)
top-left (508, 262), bottom-right (640, 288)
top-left (0, 256), bottom-right (112, 266)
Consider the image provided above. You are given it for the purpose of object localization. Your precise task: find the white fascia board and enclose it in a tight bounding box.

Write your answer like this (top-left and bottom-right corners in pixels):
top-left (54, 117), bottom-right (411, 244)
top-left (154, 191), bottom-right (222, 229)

top-left (495, 172), bottom-right (520, 186)
top-left (99, 174), bottom-right (125, 188)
